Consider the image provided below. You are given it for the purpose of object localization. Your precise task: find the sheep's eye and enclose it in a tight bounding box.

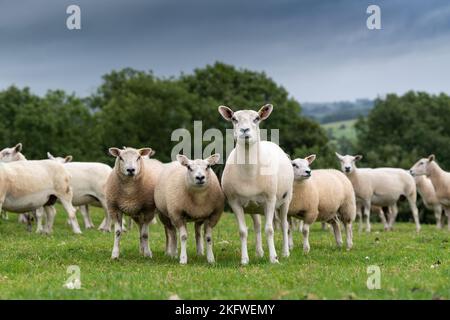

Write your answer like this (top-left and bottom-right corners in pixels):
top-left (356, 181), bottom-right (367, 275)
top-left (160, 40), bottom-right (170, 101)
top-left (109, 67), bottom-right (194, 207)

top-left (254, 116), bottom-right (260, 123)
top-left (187, 165), bottom-right (193, 172)
top-left (206, 164), bottom-right (211, 169)
top-left (119, 156), bottom-right (124, 161)
top-left (420, 162), bottom-right (424, 165)
top-left (231, 116), bottom-right (238, 123)
top-left (292, 163), bottom-right (298, 168)
top-left (137, 156), bottom-right (141, 161)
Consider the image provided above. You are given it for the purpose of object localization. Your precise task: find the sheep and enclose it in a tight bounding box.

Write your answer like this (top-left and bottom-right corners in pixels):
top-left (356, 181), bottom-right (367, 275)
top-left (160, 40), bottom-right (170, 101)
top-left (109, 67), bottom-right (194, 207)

top-left (106, 147), bottom-right (163, 259)
top-left (155, 154), bottom-right (224, 264)
top-left (413, 175), bottom-right (444, 228)
top-left (218, 104), bottom-right (294, 264)
top-left (288, 155), bottom-right (356, 252)
top-left (0, 160), bottom-right (82, 234)
top-left (47, 152), bottom-right (112, 231)
top-left (336, 153), bottom-right (421, 233)
top-left (410, 155), bottom-right (450, 230)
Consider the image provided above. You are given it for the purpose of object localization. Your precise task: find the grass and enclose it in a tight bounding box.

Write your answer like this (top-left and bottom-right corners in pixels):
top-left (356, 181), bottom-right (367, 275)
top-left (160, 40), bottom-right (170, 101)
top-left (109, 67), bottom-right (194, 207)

top-left (322, 119), bottom-right (357, 142)
top-left (0, 206), bottom-right (448, 300)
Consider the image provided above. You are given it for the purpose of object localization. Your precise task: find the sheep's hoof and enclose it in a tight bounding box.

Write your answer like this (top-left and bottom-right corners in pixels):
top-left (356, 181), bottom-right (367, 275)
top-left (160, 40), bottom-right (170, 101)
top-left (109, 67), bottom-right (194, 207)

top-left (99, 228), bottom-right (111, 233)
top-left (207, 258), bottom-right (215, 264)
top-left (241, 257), bottom-right (250, 265)
top-left (179, 258), bottom-right (187, 265)
top-left (143, 252), bottom-right (153, 258)
top-left (269, 256), bottom-right (279, 264)
top-left (282, 251), bottom-right (290, 258)
top-left (303, 247), bottom-right (310, 254)
top-left (256, 250), bottom-right (264, 258)
top-left (111, 254), bottom-right (119, 260)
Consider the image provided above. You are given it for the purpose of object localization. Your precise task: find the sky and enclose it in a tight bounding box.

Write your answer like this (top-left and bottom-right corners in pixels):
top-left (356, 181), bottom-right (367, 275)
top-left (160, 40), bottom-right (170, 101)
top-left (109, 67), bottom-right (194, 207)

top-left (1, 0), bottom-right (450, 102)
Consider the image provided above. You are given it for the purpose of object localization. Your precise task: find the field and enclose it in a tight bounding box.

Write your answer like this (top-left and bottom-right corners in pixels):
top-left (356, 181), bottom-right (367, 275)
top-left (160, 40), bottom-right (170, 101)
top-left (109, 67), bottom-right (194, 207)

top-left (0, 206), bottom-right (448, 300)
top-left (322, 119), bottom-right (357, 142)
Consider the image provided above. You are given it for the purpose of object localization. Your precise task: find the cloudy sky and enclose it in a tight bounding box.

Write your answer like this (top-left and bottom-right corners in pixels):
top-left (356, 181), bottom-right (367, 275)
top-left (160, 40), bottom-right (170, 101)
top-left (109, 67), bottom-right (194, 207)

top-left (1, 0), bottom-right (449, 102)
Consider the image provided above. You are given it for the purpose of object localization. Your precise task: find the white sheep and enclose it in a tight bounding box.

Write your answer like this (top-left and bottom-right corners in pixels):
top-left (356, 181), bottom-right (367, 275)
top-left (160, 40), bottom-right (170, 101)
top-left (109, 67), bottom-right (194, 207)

top-left (336, 153), bottom-right (421, 232)
top-left (155, 154), bottom-right (224, 264)
top-left (414, 175), bottom-right (443, 228)
top-left (0, 160), bottom-right (82, 234)
top-left (106, 147), bottom-right (163, 259)
top-left (218, 104), bottom-right (294, 264)
top-left (289, 155), bottom-right (356, 252)
top-left (410, 155), bottom-right (449, 230)
top-left (47, 152), bottom-right (112, 231)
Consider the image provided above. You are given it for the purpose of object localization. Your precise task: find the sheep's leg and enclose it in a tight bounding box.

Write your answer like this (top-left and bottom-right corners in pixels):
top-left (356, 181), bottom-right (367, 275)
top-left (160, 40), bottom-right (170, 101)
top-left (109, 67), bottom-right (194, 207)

top-left (330, 218), bottom-right (343, 248)
top-left (251, 214), bottom-right (264, 258)
top-left (44, 206), bottom-right (56, 234)
top-left (273, 211), bottom-right (281, 231)
top-left (321, 222), bottom-right (327, 231)
top-left (444, 206), bottom-right (450, 231)
top-left (279, 202), bottom-right (290, 258)
top-left (377, 207), bottom-right (389, 231)
top-left (111, 211), bottom-right (123, 259)
top-left (35, 207), bottom-right (46, 234)
top-left (98, 197), bottom-right (112, 232)
top-left (25, 213), bottom-right (33, 232)
top-left (298, 220), bottom-right (304, 233)
top-left (79, 205), bottom-right (94, 229)
top-left (344, 222), bottom-right (353, 250)
top-left (18, 213), bottom-right (28, 224)
top-left (388, 204), bottom-right (398, 230)
top-left (195, 221), bottom-right (204, 256)
top-left (204, 221), bottom-right (215, 264)
top-left (406, 195), bottom-right (421, 233)
top-left (288, 216), bottom-right (294, 251)
top-left (434, 205), bottom-right (443, 229)
top-left (139, 220), bottom-right (152, 258)
top-left (302, 222), bottom-right (311, 253)
top-left (178, 222), bottom-right (188, 265)
top-left (1, 210), bottom-right (8, 220)
top-left (356, 203), bottom-right (363, 233)
top-left (362, 202), bottom-right (371, 232)
top-left (229, 200), bottom-right (249, 265)
top-left (264, 197), bottom-right (279, 264)
top-left (59, 196), bottom-right (82, 234)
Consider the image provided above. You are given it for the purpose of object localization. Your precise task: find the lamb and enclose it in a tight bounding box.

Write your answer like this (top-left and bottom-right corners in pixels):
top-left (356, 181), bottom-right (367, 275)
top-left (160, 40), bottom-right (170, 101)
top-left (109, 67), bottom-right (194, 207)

top-left (155, 154), bottom-right (224, 264)
top-left (336, 153), bottom-right (421, 232)
top-left (106, 147), bottom-right (163, 259)
top-left (0, 160), bottom-right (82, 234)
top-left (218, 104), bottom-right (294, 264)
top-left (47, 152), bottom-right (112, 231)
top-left (410, 155), bottom-right (450, 230)
top-left (289, 155), bottom-right (356, 252)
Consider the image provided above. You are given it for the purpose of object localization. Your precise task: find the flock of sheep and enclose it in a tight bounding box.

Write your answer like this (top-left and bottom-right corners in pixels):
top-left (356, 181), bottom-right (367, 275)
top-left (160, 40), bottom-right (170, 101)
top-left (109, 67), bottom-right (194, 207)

top-left (0, 104), bottom-right (449, 265)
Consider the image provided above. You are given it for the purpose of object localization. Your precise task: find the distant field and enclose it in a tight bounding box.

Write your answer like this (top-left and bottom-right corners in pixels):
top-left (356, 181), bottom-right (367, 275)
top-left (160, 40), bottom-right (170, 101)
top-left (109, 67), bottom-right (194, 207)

top-left (0, 206), bottom-right (449, 299)
top-left (322, 119), bottom-right (357, 142)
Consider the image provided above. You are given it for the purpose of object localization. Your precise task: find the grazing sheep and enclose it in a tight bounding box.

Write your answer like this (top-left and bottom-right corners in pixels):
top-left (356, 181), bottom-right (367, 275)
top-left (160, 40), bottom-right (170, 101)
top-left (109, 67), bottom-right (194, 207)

top-left (106, 147), bottom-right (163, 259)
top-left (218, 104), bottom-right (294, 264)
top-left (47, 152), bottom-right (112, 231)
top-left (155, 154), bottom-right (224, 264)
top-left (336, 153), bottom-right (421, 233)
top-left (410, 155), bottom-right (450, 230)
top-left (288, 155), bottom-right (356, 252)
top-left (0, 160), bottom-right (82, 234)
top-left (414, 175), bottom-right (444, 228)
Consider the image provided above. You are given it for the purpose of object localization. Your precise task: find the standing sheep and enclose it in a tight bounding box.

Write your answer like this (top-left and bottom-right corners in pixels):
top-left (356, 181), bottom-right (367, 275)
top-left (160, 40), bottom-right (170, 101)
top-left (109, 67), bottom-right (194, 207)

top-left (410, 155), bottom-right (450, 230)
top-left (288, 155), bottom-right (356, 252)
top-left (155, 154), bottom-right (224, 264)
top-left (106, 147), bottom-right (163, 259)
top-left (336, 153), bottom-right (421, 233)
top-left (47, 152), bottom-right (112, 231)
top-left (218, 104), bottom-right (294, 264)
top-left (0, 160), bottom-right (82, 234)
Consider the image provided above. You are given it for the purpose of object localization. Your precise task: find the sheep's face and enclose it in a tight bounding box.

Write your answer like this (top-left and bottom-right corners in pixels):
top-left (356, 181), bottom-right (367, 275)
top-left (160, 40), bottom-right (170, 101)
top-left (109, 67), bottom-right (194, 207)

top-left (177, 154), bottom-right (220, 188)
top-left (292, 155), bottom-right (316, 181)
top-left (410, 155), bottom-right (435, 177)
top-left (109, 147), bottom-right (153, 177)
top-left (0, 143), bottom-right (23, 162)
top-left (336, 152), bottom-right (362, 174)
top-left (47, 152), bottom-right (72, 163)
top-left (218, 104), bottom-right (273, 146)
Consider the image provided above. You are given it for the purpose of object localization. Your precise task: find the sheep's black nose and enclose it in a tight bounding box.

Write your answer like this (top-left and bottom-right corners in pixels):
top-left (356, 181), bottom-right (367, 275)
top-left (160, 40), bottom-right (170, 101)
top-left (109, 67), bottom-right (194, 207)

top-left (196, 175), bottom-right (205, 182)
top-left (345, 167), bottom-right (351, 172)
top-left (409, 170), bottom-right (414, 176)
top-left (305, 170), bottom-right (311, 176)
top-left (127, 168), bottom-right (135, 175)
top-left (240, 128), bottom-right (250, 134)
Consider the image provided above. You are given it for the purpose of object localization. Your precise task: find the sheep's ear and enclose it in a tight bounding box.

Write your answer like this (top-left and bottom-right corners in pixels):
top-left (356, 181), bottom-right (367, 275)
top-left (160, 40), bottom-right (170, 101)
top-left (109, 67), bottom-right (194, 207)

top-left (206, 153), bottom-right (220, 166)
top-left (176, 154), bottom-right (190, 167)
top-left (138, 148), bottom-right (153, 157)
top-left (335, 152), bottom-right (344, 160)
top-left (218, 106), bottom-right (234, 121)
top-left (109, 147), bottom-right (121, 157)
top-left (65, 155), bottom-right (73, 163)
top-left (305, 154), bottom-right (316, 164)
top-left (14, 143), bottom-right (22, 153)
top-left (354, 155), bottom-right (363, 161)
top-left (258, 104), bottom-right (273, 121)
top-left (428, 154), bottom-right (435, 162)
top-left (47, 152), bottom-right (55, 160)
top-left (148, 150), bottom-right (156, 158)
top-left (285, 153), bottom-right (291, 160)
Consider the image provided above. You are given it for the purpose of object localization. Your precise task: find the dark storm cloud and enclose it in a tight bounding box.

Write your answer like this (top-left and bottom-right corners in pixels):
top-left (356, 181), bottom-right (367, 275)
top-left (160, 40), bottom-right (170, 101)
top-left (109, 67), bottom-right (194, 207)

top-left (1, 0), bottom-right (450, 101)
